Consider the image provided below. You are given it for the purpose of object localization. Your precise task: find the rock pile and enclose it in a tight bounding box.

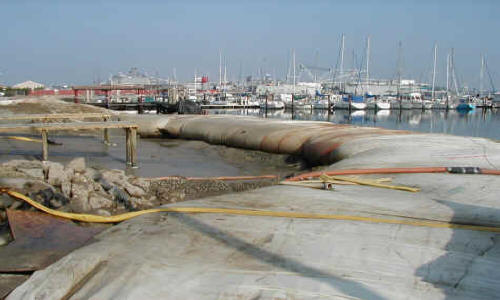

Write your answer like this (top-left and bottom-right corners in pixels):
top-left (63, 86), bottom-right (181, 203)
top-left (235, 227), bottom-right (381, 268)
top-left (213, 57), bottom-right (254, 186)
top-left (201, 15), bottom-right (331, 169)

top-left (0, 158), bottom-right (277, 225)
top-left (0, 158), bottom-right (157, 221)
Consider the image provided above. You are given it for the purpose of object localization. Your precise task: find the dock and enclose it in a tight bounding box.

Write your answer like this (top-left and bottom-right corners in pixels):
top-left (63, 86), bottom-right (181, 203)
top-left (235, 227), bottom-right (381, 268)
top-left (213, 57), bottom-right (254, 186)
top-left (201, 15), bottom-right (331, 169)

top-left (0, 120), bottom-right (139, 167)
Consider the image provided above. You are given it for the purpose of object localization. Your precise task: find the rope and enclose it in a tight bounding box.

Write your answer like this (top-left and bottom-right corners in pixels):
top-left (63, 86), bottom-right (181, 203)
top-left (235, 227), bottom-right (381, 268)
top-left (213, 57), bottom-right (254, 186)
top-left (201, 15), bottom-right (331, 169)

top-left (1, 188), bottom-right (499, 233)
top-left (319, 174), bottom-right (420, 192)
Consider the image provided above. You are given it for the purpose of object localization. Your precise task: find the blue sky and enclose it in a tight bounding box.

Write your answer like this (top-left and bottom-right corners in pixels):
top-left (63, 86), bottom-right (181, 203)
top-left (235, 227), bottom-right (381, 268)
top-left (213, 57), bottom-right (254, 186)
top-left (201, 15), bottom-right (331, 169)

top-left (1, 0), bottom-right (499, 90)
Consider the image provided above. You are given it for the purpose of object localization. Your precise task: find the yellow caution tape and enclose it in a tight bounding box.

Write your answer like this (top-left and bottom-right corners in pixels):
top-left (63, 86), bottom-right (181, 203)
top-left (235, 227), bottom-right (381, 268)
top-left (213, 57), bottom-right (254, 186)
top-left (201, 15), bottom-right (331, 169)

top-left (1, 188), bottom-right (499, 233)
top-left (320, 174), bottom-right (420, 192)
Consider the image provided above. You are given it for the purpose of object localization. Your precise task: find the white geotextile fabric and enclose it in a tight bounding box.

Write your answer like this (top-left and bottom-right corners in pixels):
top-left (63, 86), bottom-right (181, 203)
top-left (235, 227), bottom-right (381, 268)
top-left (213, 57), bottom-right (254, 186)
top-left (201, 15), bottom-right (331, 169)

top-left (9, 116), bottom-right (500, 299)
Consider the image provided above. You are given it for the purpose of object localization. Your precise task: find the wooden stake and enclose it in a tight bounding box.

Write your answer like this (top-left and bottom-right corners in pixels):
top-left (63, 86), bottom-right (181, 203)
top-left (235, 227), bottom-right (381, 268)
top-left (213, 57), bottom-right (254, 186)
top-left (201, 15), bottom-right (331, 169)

top-left (125, 128), bottom-right (131, 166)
top-left (130, 128), bottom-right (137, 167)
top-left (41, 130), bottom-right (48, 161)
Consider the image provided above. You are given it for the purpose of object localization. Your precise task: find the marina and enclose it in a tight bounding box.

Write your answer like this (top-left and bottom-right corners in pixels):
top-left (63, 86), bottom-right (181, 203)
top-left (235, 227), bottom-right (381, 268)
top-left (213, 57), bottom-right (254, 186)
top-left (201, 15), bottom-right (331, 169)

top-left (1, 1), bottom-right (500, 299)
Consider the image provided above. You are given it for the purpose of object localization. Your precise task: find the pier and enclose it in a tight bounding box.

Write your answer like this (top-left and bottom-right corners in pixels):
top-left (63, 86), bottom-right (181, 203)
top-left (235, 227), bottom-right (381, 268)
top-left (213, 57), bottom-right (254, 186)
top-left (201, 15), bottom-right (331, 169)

top-left (0, 118), bottom-right (138, 167)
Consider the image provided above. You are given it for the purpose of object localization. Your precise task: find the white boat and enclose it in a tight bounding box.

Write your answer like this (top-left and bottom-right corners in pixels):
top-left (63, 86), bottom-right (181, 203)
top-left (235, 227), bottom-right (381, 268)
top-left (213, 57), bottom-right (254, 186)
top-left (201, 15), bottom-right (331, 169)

top-left (492, 93), bottom-right (500, 108)
top-left (390, 99), bottom-right (413, 110)
top-left (335, 101), bottom-right (366, 110)
top-left (285, 99), bottom-right (312, 110)
top-left (423, 100), bottom-right (433, 110)
top-left (335, 95), bottom-right (367, 110)
top-left (312, 99), bottom-right (330, 109)
top-left (260, 100), bottom-right (285, 109)
top-left (433, 100), bottom-right (448, 110)
top-left (367, 99), bottom-right (390, 110)
top-left (411, 101), bottom-right (423, 109)
top-left (247, 100), bottom-right (260, 107)
top-left (210, 100), bottom-right (227, 105)
top-left (433, 98), bottom-right (458, 110)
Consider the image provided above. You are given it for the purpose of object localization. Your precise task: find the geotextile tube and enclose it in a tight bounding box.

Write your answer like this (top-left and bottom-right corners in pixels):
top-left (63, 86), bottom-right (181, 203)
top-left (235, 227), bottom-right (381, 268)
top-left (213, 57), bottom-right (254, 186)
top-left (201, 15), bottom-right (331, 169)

top-left (157, 115), bottom-right (500, 169)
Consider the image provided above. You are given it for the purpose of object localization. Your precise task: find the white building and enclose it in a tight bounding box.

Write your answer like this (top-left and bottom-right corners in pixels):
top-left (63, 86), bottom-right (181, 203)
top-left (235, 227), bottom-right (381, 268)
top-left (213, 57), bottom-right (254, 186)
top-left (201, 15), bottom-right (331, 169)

top-left (12, 80), bottom-right (45, 90)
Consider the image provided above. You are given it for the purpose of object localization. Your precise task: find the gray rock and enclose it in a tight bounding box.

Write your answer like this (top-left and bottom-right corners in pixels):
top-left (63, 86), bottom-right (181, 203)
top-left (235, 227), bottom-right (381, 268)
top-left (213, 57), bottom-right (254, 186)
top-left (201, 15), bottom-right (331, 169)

top-left (17, 168), bottom-right (44, 179)
top-left (61, 180), bottom-right (71, 198)
top-left (45, 162), bottom-right (66, 186)
top-left (70, 183), bottom-right (90, 213)
top-left (95, 209), bottom-right (111, 217)
top-left (88, 192), bottom-right (113, 210)
top-left (111, 186), bottom-right (130, 204)
top-left (49, 193), bottom-right (69, 209)
top-left (3, 160), bottom-right (43, 169)
top-left (129, 177), bottom-right (150, 191)
top-left (22, 180), bottom-right (54, 193)
top-left (0, 234), bottom-right (11, 246)
top-left (66, 157), bottom-right (86, 173)
top-left (9, 200), bottom-right (23, 210)
top-left (128, 196), bottom-right (155, 210)
top-left (124, 183), bottom-right (146, 198)
top-left (98, 178), bottom-right (113, 191)
top-left (101, 170), bottom-right (127, 185)
top-left (34, 188), bottom-right (54, 205)
top-left (71, 172), bottom-right (93, 185)
top-left (0, 194), bottom-right (14, 209)
top-left (91, 180), bottom-right (105, 193)
top-left (0, 178), bottom-right (31, 190)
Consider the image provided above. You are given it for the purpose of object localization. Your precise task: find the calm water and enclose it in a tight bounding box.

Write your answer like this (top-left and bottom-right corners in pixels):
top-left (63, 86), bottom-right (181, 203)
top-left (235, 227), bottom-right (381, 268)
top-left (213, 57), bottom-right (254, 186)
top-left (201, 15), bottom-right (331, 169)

top-left (205, 108), bottom-right (500, 140)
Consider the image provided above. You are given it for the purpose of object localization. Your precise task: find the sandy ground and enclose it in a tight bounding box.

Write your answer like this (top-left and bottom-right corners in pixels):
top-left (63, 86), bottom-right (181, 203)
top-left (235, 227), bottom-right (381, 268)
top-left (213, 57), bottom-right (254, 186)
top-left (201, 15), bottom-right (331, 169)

top-left (0, 96), bottom-right (108, 115)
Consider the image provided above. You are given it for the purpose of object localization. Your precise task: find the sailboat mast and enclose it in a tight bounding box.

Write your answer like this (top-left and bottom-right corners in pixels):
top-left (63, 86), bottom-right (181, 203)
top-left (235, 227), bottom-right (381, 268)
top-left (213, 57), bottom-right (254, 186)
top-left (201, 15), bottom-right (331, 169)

top-left (397, 41), bottom-right (402, 97)
top-left (340, 34), bottom-right (345, 92)
top-left (450, 48), bottom-right (459, 95)
top-left (366, 36), bottom-right (370, 89)
top-left (446, 52), bottom-right (450, 97)
top-left (340, 34), bottom-right (345, 76)
top-left (479, 54), bottom-right (485, 97)
top-left (194, 69), bottom-right (197, 98)
top-left (293, 49), bottom-right (296, 94)
top-left (219, 51), bottom-right (222, 87)
top-left (224, 60), bottom-right (227, 86)
top-left (431, 43), bottom-right (437, 101)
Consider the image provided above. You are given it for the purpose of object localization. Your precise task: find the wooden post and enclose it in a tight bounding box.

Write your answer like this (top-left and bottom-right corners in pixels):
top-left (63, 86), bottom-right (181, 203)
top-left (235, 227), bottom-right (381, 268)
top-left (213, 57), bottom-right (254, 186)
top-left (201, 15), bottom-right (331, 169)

top-left (103, 117), bottom-right (110, 144)
top-left (41, 129), bottom-right (48, 161)
top-left (125, 128), bottom-right (131, 166)
top-left (130, 128), bottom-right (137, 167)
top-left (327, 95), bottom-right (331, 115)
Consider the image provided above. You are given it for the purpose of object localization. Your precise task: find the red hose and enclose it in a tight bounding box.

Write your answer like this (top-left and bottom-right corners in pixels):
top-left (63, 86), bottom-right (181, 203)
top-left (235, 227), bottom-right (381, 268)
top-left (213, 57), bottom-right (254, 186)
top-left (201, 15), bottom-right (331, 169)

top-left (285, 166), bottom-right (500, 182)
top-left (481, 169), bottom-right (500, 175)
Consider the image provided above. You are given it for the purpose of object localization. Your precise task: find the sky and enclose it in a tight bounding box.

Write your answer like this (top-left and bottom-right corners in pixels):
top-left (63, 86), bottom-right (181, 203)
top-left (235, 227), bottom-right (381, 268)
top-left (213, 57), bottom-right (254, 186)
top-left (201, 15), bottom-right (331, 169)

top-left (1, 0), bottom-right (499, 90)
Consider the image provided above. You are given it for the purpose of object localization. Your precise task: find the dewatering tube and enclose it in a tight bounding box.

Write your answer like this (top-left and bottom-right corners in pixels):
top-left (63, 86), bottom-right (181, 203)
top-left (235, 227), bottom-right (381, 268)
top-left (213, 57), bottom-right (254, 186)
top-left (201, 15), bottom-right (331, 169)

top-left (1, 188), bottom-right (500, 233)
top-left (286, 166), bottom-right (500, 181)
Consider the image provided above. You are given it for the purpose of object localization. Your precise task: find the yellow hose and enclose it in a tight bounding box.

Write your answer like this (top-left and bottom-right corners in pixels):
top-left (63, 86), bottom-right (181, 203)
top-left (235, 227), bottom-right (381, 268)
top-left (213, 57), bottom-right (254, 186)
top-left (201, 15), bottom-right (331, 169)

top-left (1, 136), bottom-right (42, 143)
top-left (1, 188), bottom-right (499, 233)
top-left (319, 174), bottom-right (420, 192)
